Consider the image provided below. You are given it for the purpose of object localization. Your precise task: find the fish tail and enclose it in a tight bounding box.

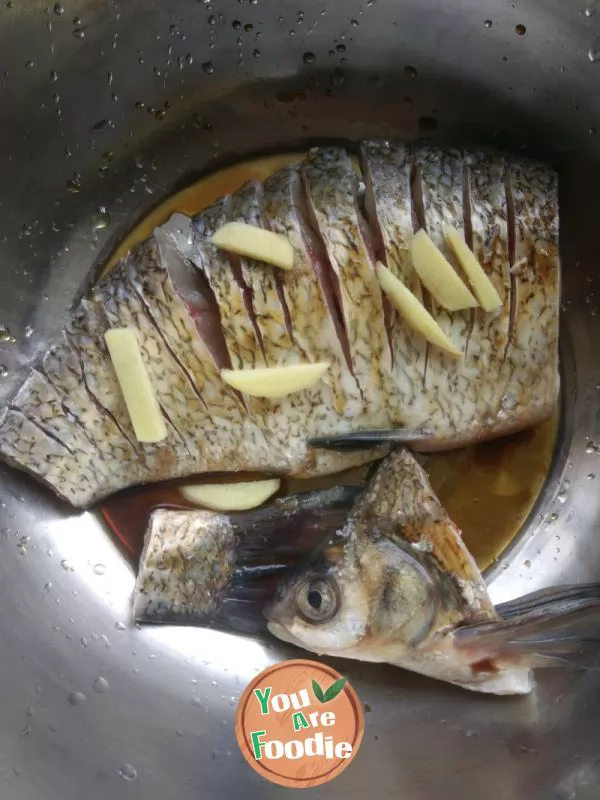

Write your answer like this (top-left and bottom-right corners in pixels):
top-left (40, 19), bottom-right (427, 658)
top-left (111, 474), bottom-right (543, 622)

top-left (454, 583), bottom-right (600, 669)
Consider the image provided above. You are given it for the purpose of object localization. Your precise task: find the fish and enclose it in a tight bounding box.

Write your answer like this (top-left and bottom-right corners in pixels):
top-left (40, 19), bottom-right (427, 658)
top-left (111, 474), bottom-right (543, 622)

top-left (0, 141), bottom-right (560, 507)
top-left (265, 450), bottom-right (600, 695)
top-left (134, 449), bottom-right (600, 696)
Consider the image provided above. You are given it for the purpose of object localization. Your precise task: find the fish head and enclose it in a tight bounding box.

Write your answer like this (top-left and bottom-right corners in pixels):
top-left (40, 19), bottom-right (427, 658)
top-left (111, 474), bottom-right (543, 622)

top-left (266, 449), bottom-right (534, 695)
top-left (264, 517), bottom-right (458, 663)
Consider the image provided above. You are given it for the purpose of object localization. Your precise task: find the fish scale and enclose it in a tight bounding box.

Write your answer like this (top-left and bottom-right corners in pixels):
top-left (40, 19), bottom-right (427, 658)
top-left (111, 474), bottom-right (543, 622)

top-left (416, 146), bottom-right (477, 439)
top-left (262, 165), bottom-right (362, 419)
top-left (302, 147), bottom-right (392, 421)
top-left (0, 409), bottom-right (98, 506)
top-left (359, 141), bottom-right (433, 429)
top-left (499, 159), bottom-right (560, 428)
top-left (124, 237), bottom-right (276, 473)
top-left (229, 180), bottom-right (296, 365)
top-left (95, 266), bottom-right (202, 474)
top-left (463, 150), bottom-right (512, 430)
top-left (41, 334), bottom-right (145, 489)
top-left (66, 296), bottom-right (187, 484)
top-left (192, 198), bottom-right (265, 371)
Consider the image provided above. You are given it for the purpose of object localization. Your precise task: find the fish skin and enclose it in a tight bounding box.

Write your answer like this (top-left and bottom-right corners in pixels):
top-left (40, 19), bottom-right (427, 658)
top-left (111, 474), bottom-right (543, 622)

top-left (496, 158), bottom-right (560, 431)
top-left (229, 180), bottom-right (296, 365)
top-left (302, 147), bottom-right (393, 420)
top-left (359, 141), bottom-right (433, 429)
top-left (261, 164), bottom-right (363, 419)
top-left (414, 145), bottom-right (475, 439)
top-left (134, 509), bottom-right (238, 624)
top-left (0, 143), bottom-right (560, 507)
top-left (191, 198), bottom-right (266, 371)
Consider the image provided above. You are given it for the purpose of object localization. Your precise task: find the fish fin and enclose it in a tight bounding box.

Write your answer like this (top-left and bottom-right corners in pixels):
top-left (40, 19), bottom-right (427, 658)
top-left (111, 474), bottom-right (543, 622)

top-left (455, 583), bottom-right (600, 668)
top-left (308, 428), bottom-right (431, 451)
top-left (134, 486), bottom-right (361, 634)
top-left (495, 583), bottom-right (600, 619)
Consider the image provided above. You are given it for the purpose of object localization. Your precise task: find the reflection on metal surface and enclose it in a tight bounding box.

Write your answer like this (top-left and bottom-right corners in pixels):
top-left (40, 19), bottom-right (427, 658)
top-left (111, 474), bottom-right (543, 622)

top-left (1, 0), bottom-right (600, 798)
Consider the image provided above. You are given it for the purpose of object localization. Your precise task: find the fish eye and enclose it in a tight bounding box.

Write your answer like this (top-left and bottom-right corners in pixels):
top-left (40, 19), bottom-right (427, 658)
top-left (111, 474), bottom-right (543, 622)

top-left (295, 577), bottom-right (339, 624)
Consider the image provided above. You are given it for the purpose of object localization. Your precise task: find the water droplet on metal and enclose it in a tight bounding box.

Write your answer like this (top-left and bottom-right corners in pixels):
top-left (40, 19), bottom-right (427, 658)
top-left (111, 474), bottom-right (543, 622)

top-left (404, 65), bottom-right (417, 78)
top-left (44, 581), bottom-right (52, 592)
top-left (548, 512), bottom-right (559, 523)
top-left (0, 365), bottom-right (8, 379)
top-left (244, 22), bottom-right (253, 31)
top-left (588, 473), bottom-right (596, 480)
top-left (53, 2), bottom-right (63, 13)
top-left (303, 51), bottom-right (316, 63)
top-left (584, 4), bottom-right (596, 17)
top-left (115, 621), bottom-right (126, 631)
top-left (93, 676), bottom-right (110, 693)
top-left (80, 636), bottom-right (88, 647)
top-left (253, 48), bottom-right (261, 58)
top-left (93, 563), bottom-right (106, 576)
top-left (73, 27), bottom-right (85, 39)
top-left (92, 206), bottom-right (110, 230)
top-left (589, 45), bottom-right (600, 63)
top-left (515, 23), bottom-right (526, 35)
top-left (67, 691), bottom-right (86, 706)
top-left (557, 490), bottom-right (568, 504)
top-left (336, 43), bottom-right (346, 53)
top-left (331, 68), bottom-right (345, 86)
top-left (202, 61), bottom-right (214, 74)
top-left (66, 174), bottom-right (81, 193)
top-left (25, 61), bottom-right (35, 70)
top-left (0, 324), bottom-right (12, 342)
top-left (484, 19), bottom-right (493, 28)
top-left (118, 764), bottom-right (138, 781)
top-left (351, 18), bottom-right (359, 26)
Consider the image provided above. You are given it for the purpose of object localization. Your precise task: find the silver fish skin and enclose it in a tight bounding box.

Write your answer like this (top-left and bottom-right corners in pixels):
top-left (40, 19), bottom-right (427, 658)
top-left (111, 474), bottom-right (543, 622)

top-left (0, 142), bottom-right (560, 507)
top-left (265, 450), bottom-right (600, 695)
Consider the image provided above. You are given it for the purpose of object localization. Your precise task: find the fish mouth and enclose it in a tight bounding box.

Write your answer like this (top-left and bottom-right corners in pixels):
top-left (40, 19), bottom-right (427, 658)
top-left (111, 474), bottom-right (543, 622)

top-left (265, 619), bottom-right (302, 648)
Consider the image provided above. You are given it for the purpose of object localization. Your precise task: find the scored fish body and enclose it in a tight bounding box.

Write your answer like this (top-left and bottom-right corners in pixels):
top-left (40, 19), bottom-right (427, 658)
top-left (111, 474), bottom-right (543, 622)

top-left (0, 142), bottom-right (560, 507)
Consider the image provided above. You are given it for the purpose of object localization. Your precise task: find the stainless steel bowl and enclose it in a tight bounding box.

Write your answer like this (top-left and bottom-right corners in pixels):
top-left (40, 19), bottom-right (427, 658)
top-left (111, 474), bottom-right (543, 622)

top-left (2, 1), bottom-right (600, 798)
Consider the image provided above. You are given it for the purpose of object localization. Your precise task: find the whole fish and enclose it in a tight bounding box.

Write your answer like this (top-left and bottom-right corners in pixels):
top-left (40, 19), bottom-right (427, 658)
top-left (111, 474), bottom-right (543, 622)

top-left (0, 141), bottom-right (560, 507)
top-left (134, 450), bottom-right (600, 696)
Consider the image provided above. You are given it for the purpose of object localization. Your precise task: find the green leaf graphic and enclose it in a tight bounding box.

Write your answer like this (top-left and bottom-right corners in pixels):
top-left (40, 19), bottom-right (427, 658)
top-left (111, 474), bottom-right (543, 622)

top-left (312, 679), bottom-right (325, 703)
top-left (323, 676), bottom-right (348, 702)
